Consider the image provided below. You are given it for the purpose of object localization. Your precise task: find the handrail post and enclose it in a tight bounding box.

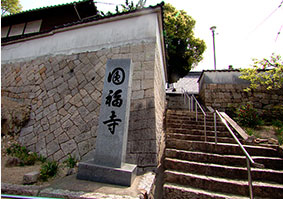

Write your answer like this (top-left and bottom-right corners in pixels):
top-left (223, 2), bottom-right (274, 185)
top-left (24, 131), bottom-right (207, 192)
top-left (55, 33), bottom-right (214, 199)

top-left (191, 96), bottom-right (193, 112)
top-left (247, 158), bottom-right (254, 199)
top-left (204, 115), bottom-right (207, 142)
top-left (214, 111), bottom-right (217, 144)
top-left (188, 96), bottom-right (191, 112)
top-left (195, 102), bottom-right (198, 121)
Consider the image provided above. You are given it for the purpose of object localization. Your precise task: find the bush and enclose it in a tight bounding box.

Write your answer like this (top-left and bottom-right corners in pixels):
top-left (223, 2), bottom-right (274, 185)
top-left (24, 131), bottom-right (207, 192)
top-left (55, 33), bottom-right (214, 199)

top-left (235, 103), bottom-right (262, 128)
top-left (63, 154), bottom-right (77, 168)
top-left (262, 104), bottom-right (283, 123)
top-left (40, 161), bottom-right (58, 181)
top-left (6, 143), bottom-right (46, 166)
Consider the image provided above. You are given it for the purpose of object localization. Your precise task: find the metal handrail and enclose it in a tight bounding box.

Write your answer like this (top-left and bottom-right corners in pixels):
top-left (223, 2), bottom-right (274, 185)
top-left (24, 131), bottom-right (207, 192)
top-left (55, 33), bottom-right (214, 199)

top-left (215, 110), bottom-right (255, 164)
top-left (182, 89), bottom-right (207, 142)
top-left (215, 110), bottom-right (264, 199)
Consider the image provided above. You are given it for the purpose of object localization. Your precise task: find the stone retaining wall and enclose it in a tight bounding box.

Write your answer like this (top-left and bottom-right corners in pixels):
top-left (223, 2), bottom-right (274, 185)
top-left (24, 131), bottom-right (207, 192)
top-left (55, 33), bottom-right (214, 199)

top-left (1, 41), bottom-right (166, 173)
top-left (199, 83), bottom-right (283, 112)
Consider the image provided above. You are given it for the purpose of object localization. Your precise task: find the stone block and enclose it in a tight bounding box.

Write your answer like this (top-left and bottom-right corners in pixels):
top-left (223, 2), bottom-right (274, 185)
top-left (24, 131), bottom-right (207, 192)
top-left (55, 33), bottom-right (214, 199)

top-left (78, 106), bottom-right (90, 118)
top-left (86, 101), bottom-right (99, 112)
top-left (61, 139), bottom-right (77, 155)
top-left (145, 50), bottom-right (155, 61)
top-left (77, 160), bottom-right (137, 186)
top-left (137, 153), bottom-right (157, 167)
top-left (144, 88), bottom-right (154, 98)
top-left (78, 140), bottom-right (90, 157)
top-left (53, 150), bottom-right (65, 162)
top-left (132, 80), bottom-right (141, 91)
top-left (67, 125), bottom-right (80, 139)
top-left (5, 157), bottom-right (22, 167)
top-left (75, 131), bottom-right (91, 143)
top-left (62, 119), bottom-right (73, 131)
top-left (133, 71), bottom-right (143, 80)
top-left (68, 76), bottom-right (78, 90)
top-left (46, 133), bottom-right (55, 143)
top-left (50, 122), bottom-right (60, 132)
top-left (142, 79), bottom-right (154, 90)
top-left (58, 133), bottom-right (69, 144)
top-left (132, 90), bottom-right (144, 100)
top-left (36, 138), bottom-right (46, 154)
top-left (46, 139), bottom-right (60, 156)
top-left (69, 93), bottom-right (82, 105)
top-left (131, 44), bottom-right (144, 53)
top-left (131, 99), bottom-right (146, 111)
top-left (23, 171), bottom-right (40, 185)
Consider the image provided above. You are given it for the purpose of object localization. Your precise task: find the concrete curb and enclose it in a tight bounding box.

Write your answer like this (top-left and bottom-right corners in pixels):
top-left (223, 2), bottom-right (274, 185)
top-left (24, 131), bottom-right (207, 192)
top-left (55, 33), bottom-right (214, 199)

top-left (1, 172), bottom-right (156, 199)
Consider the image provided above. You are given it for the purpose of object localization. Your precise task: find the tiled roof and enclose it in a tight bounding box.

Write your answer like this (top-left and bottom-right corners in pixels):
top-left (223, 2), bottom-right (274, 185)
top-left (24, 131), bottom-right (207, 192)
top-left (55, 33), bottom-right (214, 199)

top-left (2, 1), bottom-right (164, 44)
top-left (1, 0), bottom-right (91, 18)
top-left (166, 72), bottom-right (202, 94)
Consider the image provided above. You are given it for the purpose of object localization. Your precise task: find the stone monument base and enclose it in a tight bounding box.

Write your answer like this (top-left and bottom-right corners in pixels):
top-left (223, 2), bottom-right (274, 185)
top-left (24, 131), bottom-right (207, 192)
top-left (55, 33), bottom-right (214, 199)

top-left (77, 160), bottom-right (137, 186)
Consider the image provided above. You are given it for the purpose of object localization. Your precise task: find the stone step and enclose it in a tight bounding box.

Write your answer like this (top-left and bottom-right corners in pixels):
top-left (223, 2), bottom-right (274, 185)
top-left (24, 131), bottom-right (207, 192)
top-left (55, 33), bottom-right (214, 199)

top-left (163, 183), bottom-right (248, 199)
top-left (166, 128), bottom-right (232, 138)
top-left (166, 133), bottom-right (238, 144)
top-left (164, 158), bottom-right (283, 184)
top-left (166, 123), bottom-right (227, 131)
top-left (165, 170), bottom-right (283, 198)
top-left (166, 118), bottom-right (223, 126)
top-left (166, 139), bottom-right (279, 157)
top-left (167, 109), bottom-right (215, 116)
top-left (165, 149), bottom-right (283, 170)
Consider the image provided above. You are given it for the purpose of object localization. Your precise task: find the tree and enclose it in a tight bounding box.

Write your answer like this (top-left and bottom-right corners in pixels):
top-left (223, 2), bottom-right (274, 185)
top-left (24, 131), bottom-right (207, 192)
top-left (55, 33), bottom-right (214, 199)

top-left (1, 0), bottom-right (22, 16)
top-left (99, 1), bottom-right (206, 83)
top-left (239, 54), bottom-right (283, 92)
top-left (164, 4), bottom-right (206, 83)
top-left (114, 0), bottom-right (146, 13)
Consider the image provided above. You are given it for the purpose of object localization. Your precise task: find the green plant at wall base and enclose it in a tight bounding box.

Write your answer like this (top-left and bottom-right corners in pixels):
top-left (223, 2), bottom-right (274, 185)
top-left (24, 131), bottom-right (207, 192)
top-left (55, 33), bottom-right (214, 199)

top-left (63, 154), bottom-right (77, 168)
top-left (278, 135), bottom-right (283, 145)
top-left (262, 104), bottom-right (283, 123)
top-left (245, 128), bottom-right (255, 136)
top-left (272, 120), bottom-right (283, 145)
top-left (235, 103), bottom-right (262, 128)
top-left (40, 161), bottom-right (58, 181)
top-left (6, 144), bottom-right (37, 166)
top-left (38, 154), bottom-right (47, 163)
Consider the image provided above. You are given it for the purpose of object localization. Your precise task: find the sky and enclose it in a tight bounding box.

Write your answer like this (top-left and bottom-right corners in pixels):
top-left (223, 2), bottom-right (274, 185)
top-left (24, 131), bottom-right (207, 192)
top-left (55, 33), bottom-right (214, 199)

top-left (19, 0), bottom-right (283, 71)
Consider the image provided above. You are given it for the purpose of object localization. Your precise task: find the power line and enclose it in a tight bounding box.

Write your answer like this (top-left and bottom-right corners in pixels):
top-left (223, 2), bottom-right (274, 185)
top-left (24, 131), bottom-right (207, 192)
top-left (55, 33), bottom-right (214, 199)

top-left (94, 1), bottom-right (122, 6)
top-left (275, 24), bottom-right (283, 42)
top-left (252, 6), bottom-right (280, 32)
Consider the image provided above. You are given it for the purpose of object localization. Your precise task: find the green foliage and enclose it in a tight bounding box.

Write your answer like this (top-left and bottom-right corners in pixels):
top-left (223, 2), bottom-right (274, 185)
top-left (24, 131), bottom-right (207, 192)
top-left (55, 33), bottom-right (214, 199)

top-left (245, 128), bottom-right (255, 136)
top-left (63, 154), bottom-right (77, 168)
top-left (240, 54), bottom-right (283, 92)
top-left (272, 120), bottom-right (283, 145)
top-left (98, 1), bottom-right (206, 83)
top-left (120, 0), bottom-right (146, 12)
top-left (235, 103), bottom-right (262, 128)
top-left (40, 161), bottom-right (58, 181)
top-left (272, 120), bottom-right (283, 143)
top-left (6, 143), bottom-right (46, 166)
top-left (278, 134), bottom-right (283, 145)
top-left (38, 154), bottom-right (47, 163)
top-left (104, 0), bottom-right (146, 15)
top-left (1, 0), bottom-right (22, 16)
top-left (164, 3), bottom-right (206, 83)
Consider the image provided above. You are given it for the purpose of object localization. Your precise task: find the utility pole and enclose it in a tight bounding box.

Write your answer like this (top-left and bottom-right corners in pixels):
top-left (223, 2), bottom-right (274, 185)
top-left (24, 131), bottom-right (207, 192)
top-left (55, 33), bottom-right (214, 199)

top-left (210, 26), bottom-right (217, 70)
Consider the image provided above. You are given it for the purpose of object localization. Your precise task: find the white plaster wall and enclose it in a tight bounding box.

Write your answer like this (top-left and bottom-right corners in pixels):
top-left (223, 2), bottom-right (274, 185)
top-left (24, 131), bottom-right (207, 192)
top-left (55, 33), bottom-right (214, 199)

top-left (155, 17), bottom-right (166, 85)
top-left (2, 13), bottom-right (158, 64)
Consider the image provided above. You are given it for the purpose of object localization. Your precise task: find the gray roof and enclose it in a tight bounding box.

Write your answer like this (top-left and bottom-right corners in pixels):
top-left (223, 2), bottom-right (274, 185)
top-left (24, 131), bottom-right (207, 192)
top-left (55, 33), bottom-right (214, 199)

top-left (166, 72), bottom-right (202, 94)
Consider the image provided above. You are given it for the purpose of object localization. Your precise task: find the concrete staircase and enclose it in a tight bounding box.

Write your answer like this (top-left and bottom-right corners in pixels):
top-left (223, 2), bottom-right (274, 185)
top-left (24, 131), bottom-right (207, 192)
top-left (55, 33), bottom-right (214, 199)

top-left (163, 109), bottom-right (283, 199)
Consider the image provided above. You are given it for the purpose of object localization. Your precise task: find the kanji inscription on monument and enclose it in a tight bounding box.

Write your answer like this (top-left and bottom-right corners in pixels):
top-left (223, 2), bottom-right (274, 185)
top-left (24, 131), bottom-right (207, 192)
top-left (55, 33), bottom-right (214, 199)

top-left (77, 59), bottom-right (136, 186)
top-left (94, 59), bottom-right (132, 167)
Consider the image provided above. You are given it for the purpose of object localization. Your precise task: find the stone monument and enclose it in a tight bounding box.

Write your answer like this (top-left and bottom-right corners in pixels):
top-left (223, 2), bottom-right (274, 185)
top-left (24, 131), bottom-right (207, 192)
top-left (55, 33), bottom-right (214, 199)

top-left (77, 59), bottom-right (137, 186)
